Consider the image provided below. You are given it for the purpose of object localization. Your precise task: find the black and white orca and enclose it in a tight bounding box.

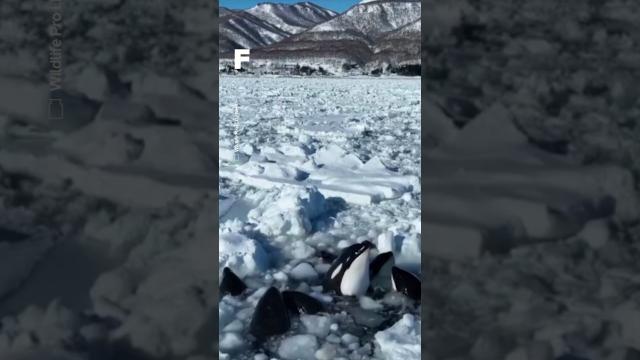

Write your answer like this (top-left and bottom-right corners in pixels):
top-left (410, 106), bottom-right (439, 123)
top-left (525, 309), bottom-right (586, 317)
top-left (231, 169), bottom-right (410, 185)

top-left (323, 240), bottom-right (375, 296)
top-left (282, 290), bottom-right (325, 315)
top-left (249, 287), bottom-right (291, 341)
top-left (369, 251), bottom-right (395, 293)
top-left (318, 250), bottom-right (337, 263)
top-left (391, 266), bottom-right (421, 301)
top-left (220, 267), bottom-right (247, 297)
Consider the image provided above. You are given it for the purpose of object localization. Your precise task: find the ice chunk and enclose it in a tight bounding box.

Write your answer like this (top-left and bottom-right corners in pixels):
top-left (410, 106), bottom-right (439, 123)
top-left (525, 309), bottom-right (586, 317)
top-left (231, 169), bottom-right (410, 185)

top-left (219, 332), bottom-right (245, 353)
top-left (66, 63), bottom-right (110, 101)
top-left (375, 314), bottom-right (421, 360)
top-left (577, 219), bottom-right (610, 249)
top-left (129, 71), bottom-right (196, 98)
top-left (90, 269), bottom-right (135, 320)
top-left (277, 335), bottom-right (318, 360)
top-left (53, 121), bottom-right (139, 167)
top-left (341, 333), bottom-right (358, 345)
top-left (290, 262), bottom-right (317, 281)
top-left (377, 231), bottom-right (394, 253)
top-left (133, 126), bottom-right (213, 175)
top-left (423, 97), bottom-right (458, 148)
top-left (314, 144), bottom-right (363, 169)
top-left (0, 76), bottom-right (48, 125)
top-left (95, 99), bottom-right (154, 125)
top-left (612, 301), bottom-right (640, 350)
top-left (291, 241), bottom-right (315, 260)
top-left (219, 232), bottom-right (269, 278)
top-left (423, 223), bottom-right (485, 260)
top-left (300, 314), bottom-right (331, 338)
top-left (315, 343), bottom-right (338, 360)
top-left (359, 296), bottom-right (383, 310)
top-left (248, 186), bottom-right (327, 237)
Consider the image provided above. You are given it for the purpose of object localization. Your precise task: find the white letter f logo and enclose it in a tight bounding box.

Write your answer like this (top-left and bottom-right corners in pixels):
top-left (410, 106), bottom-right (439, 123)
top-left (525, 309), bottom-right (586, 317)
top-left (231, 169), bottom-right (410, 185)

top-left (234, 49), bottom-right (250, 70)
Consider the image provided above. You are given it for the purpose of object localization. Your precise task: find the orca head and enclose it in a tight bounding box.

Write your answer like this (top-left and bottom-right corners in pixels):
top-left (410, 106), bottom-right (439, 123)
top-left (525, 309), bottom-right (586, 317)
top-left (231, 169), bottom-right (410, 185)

top-left (348, 240), bottom-right (375, 263)
top-left (369, 252), bottom-right (394, 279)
top-left (220, 267), bottom-right (247, 297)
top-left (282, 290), bottom-right (325, 315)
top-left (391, 266), bottom-right (421, 301)
top-left (249, 287), bottom-right (291, 341)
top-left (369, 252), bottom-right (395, 294)
top-left (338, 240), bottom-right (374, 296)
top-left (323, 240), bottom-right (375, 295)
top-left (360, 240), bottom-right (376, 251)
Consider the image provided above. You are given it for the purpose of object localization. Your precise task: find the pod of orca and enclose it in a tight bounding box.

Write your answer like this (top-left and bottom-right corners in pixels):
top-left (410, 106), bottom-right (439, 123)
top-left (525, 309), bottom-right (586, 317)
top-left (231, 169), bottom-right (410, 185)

top-left (219, 240), bottom-right (421, 341)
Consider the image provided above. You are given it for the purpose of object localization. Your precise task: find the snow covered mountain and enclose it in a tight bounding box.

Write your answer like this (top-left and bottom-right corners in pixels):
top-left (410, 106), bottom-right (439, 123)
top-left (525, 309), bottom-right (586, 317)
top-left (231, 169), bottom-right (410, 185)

top-left (219, 2), bottom-right (337, 54)
top-left (219, 6), bottom-right (233, 17)
top-left (240, 0), bottom-right (421, 74)
top-left (246, 2), bottom-right (337, 35)
top-left (219, 7), bottom-right (291, 54)
top-left (305, 0), bottom-right (420, 40)
top-left (370, 18), bottom-right (421, 70)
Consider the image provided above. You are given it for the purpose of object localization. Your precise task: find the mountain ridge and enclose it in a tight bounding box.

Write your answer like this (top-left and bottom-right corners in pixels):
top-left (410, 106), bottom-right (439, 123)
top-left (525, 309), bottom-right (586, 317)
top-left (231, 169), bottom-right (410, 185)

top-left (220, 0), bottom-right (422, 75)
top-left (219, 1), bottom-right (338, 54)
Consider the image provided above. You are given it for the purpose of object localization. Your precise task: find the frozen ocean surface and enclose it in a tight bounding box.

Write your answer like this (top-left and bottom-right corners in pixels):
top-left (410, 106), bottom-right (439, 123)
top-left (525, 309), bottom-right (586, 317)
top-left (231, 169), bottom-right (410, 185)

top-left (219, 76), bottom-right (422, 359)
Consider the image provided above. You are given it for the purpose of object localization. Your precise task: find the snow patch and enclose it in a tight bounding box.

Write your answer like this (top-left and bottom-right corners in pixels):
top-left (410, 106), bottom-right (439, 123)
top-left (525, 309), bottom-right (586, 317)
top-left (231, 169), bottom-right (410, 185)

top-left (375, 314), bottom-right (421, 360)
top-left (219, 232), bottom-right (269, 278)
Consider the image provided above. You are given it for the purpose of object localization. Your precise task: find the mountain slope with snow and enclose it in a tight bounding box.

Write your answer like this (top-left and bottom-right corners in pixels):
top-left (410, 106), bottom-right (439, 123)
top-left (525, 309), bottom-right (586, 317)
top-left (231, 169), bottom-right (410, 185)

top-left (240, 0), bottom-right (422, 74)
top-left (219, 2), bottom-right (338, 55)
top-left (219, 9), bottom-right (291, 54)
top-left (307, 0), bottom-right (420, 40)
top-left (370, 18), bottom-right (421, 68)
top-left (246, 2), bottom-right (338, 35)
top-left (220, 6), bottom-right (232, 17)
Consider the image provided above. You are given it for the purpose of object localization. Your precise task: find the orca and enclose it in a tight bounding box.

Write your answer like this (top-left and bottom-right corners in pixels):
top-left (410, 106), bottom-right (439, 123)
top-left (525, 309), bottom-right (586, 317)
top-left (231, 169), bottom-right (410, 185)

top-left (282, 290), bottom-right (325, 315)
top-left (391, 266), bottom-right (421, 301)
top-left (323, 240), bottom-right (374, 296)
top-left (369, 252), bottom-right (395, 293)
top-left (249, 287), bottom-right (290, 341)
top-left (219, 267), bottom-right (247, 297)
top-left (318, 250), bottom-right (337, 263)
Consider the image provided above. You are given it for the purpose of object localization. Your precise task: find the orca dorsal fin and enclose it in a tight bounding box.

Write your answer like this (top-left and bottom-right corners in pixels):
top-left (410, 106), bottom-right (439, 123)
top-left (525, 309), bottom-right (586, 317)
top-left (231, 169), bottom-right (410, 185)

top-left (220, 267), bottom-right (247, 297)
top-left (249, 287), bottom-right (291, 341)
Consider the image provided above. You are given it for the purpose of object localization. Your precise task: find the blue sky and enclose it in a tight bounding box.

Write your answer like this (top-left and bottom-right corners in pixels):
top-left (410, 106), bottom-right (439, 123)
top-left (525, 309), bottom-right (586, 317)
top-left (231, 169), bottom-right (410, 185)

top-left (220, 0), bottom-right (360, 13)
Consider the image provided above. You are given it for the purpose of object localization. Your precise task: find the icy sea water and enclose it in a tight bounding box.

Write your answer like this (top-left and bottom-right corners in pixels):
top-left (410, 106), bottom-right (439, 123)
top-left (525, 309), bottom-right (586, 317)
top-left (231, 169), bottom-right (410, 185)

top-left (219, 76), bottom-right (421, 360)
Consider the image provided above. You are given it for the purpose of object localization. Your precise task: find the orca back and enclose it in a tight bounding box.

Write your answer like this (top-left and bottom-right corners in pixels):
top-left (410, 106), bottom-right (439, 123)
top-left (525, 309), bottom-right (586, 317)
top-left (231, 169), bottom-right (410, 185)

top-left (282, 290), bottom-right (325, 315)
top-left (249, 287), bottom-right (291, 341)
top-left (369, 252), bottom-right (394, 293)
top-left (220, 267), bottom-right (247, 297)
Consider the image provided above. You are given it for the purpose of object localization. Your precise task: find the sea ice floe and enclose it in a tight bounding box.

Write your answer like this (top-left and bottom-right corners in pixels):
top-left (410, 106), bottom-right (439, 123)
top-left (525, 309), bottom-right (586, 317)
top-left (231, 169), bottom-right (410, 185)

top-left (277, 334), bottom-right (318, 360)
top-left (612, 301), bottom-right (640, 350)
top-left (247, 186), bottom-right (327, 237)
top-left (219, 231), bottom-right (270, 278)
top-left (301, 314), bottom-right (332, 338)
top-left (219, 332), bottom-right (245, 353)
top-left (375, 314), bottom-right (421, 360)
top-left (220, 142), bottom-right (418, 206)
top-left (217, 76), bottom-right (421, 359)
top-left (290, 262), bottom-right (318, 280)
